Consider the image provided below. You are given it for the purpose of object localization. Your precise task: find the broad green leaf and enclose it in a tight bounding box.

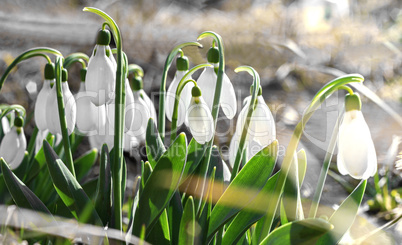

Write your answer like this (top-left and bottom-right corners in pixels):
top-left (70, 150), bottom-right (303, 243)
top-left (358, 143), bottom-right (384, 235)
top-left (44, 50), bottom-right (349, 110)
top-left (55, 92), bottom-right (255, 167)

top-left (168, 191), bottom-right (183, 245)
top-left (0, 158), bottom-right (52, 216)
top-left (207, 141), bottom-right (278, 241)
top-left (74, 148), bottom-right (98, 182)
top-left (12, 151), bottom-right (29, 180)
top-left (133, 133), bottom-right (187, 237)
top-left (146, 118), bottom-right (166, 169)
top-left (140, 161), bottom-right (153, 194)
top-left (222, 172), bottom-right (280, 245)
top-left (180, 138), bottom-right (207, 184)
top-left (43, 140), bottom-right (102, 225)
top-left (316, 180), bottom-right (367, 244)
top-left (283, 153), bottom-right (303, 221)
top-left (95, 144), bottom-right (112, 226)
top-left (280, 199), bottom-right (289, 225)
top-left (82, 178), bottom-right (98, 201)
top-left (197, 167), bottom-right (215, 245)
top-left (179, 196), bottom-right (195, 245)
top-left (25, 134), bottom-right (54, 183)
top-left (297, 149), bottom-right (307, 187)
top-left (147, 210), bottom-right (171, 245)
top-left (260, 218), bottom-right (333, 245)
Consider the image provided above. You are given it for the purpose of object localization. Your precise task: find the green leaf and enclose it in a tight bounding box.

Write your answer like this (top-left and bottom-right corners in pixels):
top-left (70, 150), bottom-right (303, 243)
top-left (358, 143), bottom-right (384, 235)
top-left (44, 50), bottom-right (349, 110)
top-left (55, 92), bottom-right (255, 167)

top-left (25, 134), bottom-right (54, 183)
top-left (43, 140), bottom-right (102, 225)
top-left (12, 151), bottom-right (29, 180)
top-left (140, 161), bottom-right (153, 195)
top-left (297, 149), bottom-right (307, 187)
top-left (316, 180), bottom-right (367, 244)
top-left (180, 138), bottom-right (207, 184)
top-left (95, 144), bottom-right (112, 226)
top-left (133, 133), bottom-right (187, 237)
top-left (260, 218), bottom-right (333, 245)
top-left (147, 210), bottom-right (171, 245)
top-left (1, 158), bottom-right (52, 215)
top-left (168, 191), bottom-right (183, 245)
top-left (207, 141), bottom-right (278, 241)
top-left (74, 148), bottom-right (98, 182)
top-left (179, 196), bottom-right (195, 245)
top-left (280, 199), bottom-right (289, 225)
top-left (222, 172), bottom-right (280, 245)
top-left (283, 152), bottom-right (303, 221)
top-left (146, 118), bottom-right (166, 169)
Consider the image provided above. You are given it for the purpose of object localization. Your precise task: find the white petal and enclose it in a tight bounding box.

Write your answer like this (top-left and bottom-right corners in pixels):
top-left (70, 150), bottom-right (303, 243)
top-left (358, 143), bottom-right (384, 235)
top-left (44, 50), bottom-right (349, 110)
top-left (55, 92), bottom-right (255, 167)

top-left (337, 110), bottom-right (377, 179)
top-left (46, 86), bottom-right (60, 135)
top-left (128, 92), bottom-right (151, 144)
top-left (85, 45), bottom-right (116, 106)
top-left (35, 130), bottom-right (49, 154)
top-left (35, 79), bottom-right (53, 131)
top-left (125, 79), bottom-right (135, 132)
top-left (249, 96), bottom-right (276, 145)
top-left (140, 90), bottom-right (157, 123)
top-left (2, 116), bottom-right (10, 134)
top-left (166, 71), bottom-right (187, 124)
top-left (197, 67), bottom-right (216, 112)
top-left (75, 82), bottom-right (102, 134)
top-left (0, 127), bottom-right (26, 169)
top-left (220, 73), bottom-right (237, 119)
top-left (187, 97), bottom-right (214, 144)
top-left (246, 138), bottom-right (264, 163)
top-left (62, 82), bottom-right (76, 135)
top-left (228, 131), bottom-right (240, 168)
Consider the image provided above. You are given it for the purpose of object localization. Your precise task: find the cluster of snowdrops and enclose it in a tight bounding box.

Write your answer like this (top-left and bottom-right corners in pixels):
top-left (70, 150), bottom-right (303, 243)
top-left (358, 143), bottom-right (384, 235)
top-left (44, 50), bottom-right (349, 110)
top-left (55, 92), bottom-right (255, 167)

top-left (0, 7), bottom-right (379, 245)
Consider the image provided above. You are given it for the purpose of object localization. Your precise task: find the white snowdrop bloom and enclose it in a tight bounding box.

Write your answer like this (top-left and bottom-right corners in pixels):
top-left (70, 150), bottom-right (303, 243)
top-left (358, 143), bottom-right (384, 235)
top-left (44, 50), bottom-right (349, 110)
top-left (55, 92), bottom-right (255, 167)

top-left (75, 70), bottom-right (106, 134)
top-left (127, 92), bottom-right (151, 144)
top-left (165, 55), bottom-right (193, 126)
top-left (0, 117), bottom-right (26, 170)
top-left (186, 86), bottom-right (214, 144)
top-left (197, 47), bottom-right (237, 119)
top-left (35, 129), bottom-right (49, 154)
top-left (229, 90), bottom-right (276, 167)
top-left (1, 116), bottom-right (10, 134)
top-left (337, 93), bottom-right (377, 180)
top-left (140, 89), bottom-right (157, 122)
top-left (85, 29), bottom-right (116, 106)
top-left (35, 63), bottom-right (54, 131)
top-left (46, 69), bottom-right (76, 135)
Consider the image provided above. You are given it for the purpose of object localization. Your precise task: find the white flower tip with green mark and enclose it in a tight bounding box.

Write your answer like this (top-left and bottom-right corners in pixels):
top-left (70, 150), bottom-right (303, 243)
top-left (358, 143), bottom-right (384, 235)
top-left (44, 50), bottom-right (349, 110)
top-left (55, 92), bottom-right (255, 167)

top-left (0, 126), bottom-right (26, 170)
top-left (186, 96), bottom-right (214, 144)
top-left (85, 45), bottom-right (116, 106)
top-left (35, 79), bottom-right (53, 131)
top-left (337, 110), bottom-right (377, 179)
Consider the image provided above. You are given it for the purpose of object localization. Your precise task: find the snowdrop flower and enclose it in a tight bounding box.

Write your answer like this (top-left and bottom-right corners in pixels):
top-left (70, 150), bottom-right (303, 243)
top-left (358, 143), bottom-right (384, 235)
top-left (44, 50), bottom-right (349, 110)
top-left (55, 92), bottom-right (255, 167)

top-left (197, 47), bottom-right (236, 119)
top-left (35, 63), bottom-right (54, 131)
top-left (186, 86), bottom-right (214, 144)
top-left (76, 68), bottom-right (107, 134)
top-left (46, 69), bottom-right (76, 135)
top-left (229, 87), bottom-right (276, 167)
top-left (0, 116), bottom-right (26, 169)
top-left (125, 75), bottom-right (154, 144)
top-left (132, 75), bottom-right (157, 123)
top-left (166, 55), bottom-right (193, 126)
top-left (85, 29), bottom-right (116, 106)
top-left (337, 93), bottom-right (377, 179)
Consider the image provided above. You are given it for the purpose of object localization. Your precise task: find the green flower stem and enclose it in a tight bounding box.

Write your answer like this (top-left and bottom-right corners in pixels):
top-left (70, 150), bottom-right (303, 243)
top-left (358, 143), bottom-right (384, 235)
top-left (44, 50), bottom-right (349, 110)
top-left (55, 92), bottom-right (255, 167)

top-left (127, 64), bottom-right (144, 77)
top-left (0, 104), bottom-right (26, 119)
top-left (158, 42), bottom-right (203, 141)
top-left (84, 7), bottom-right (125, 231)
top-left (229, 66), bottom-right (260, 182)
top-left (54, 56), bottom-right (75, 177)
top-left (308, 110), bottom-right (344, 219)
top-left (63, 53), bottom-right (89, 69)
top-left (257, 74), bottom-right (364, 243)
top-left (169, 63), bottom-right (213, 142)
top-left (0, 47), bottom-right (62, 91)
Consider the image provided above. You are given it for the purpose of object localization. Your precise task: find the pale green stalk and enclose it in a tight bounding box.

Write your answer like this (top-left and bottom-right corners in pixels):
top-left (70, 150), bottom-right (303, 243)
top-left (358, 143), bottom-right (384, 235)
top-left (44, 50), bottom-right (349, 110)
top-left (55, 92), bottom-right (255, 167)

top-left (63, 53), bottom-right (89, 69)
top-left (257, 74), bottom-right (364, 243)
top-left (83, 7), bottom-right (125, 231)
top-left (0, 47), bottom-right (62, 90)
top-left (169, 63), bottom-right (212, 142)
top-left (54, 56), bottom-right (75, 177)
top-left (158, 42), bottom-right (202, 141)
top-left (230, 66), bottom-right (260, 181)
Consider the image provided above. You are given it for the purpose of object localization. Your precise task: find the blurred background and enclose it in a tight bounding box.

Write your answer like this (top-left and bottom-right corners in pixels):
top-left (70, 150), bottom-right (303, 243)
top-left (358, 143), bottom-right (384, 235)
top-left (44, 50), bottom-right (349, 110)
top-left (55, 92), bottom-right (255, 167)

top-left (0, 0), bottom-right (401, 243)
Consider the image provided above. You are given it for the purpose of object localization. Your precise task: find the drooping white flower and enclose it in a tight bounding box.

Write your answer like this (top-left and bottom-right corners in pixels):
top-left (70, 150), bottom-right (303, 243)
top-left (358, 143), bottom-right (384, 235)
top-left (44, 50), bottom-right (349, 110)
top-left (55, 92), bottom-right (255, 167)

top-left (229, 90), bottom-right (276, 167)
top-left (35, 63), bottom-right (54, 131)
top-left (337, 93), bottom-right (377, 179)
top-left (127, 91), bottom-right (151, 144)
top-left (85, 29), bottom-right (116, 106)
top-left (166, 55), bottom-right (193, 126)
top-left (46, 69), bottom-right (76, 135)
top-left (0, 116), bottom-right (26, 170)
top-left (197, 47), bottom-right (237, 119)
top-left (186, 86), bottom-right (214, 144)
top-left (75, 69), bottom-right (107, 134)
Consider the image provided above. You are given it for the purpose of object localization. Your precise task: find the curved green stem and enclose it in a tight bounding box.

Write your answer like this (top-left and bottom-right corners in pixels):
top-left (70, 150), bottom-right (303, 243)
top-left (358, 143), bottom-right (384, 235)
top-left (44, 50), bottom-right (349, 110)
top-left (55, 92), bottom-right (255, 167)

top-left (84, 7), bottom-right (125, 231)
top-left (127, 64), bottom-right (144, 77)
top-left (229, 66), bottom-right (260, 182)
top-left (169, 64), bottom-right (212, 142)
top-left (0, 47), bottom-right (62, 91)
top-left (63, 53), bottom-right (89, 69)
top-left (257, 74), bottom-right (364, 242)
top-left (0, 104), bottom-right (26, 119)
top-left (157, 41), bottom-right (203, 141)
top-left (54, 57), bottom-right (75, 177)
top-left (308, 110), bottom-right (344, 218)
